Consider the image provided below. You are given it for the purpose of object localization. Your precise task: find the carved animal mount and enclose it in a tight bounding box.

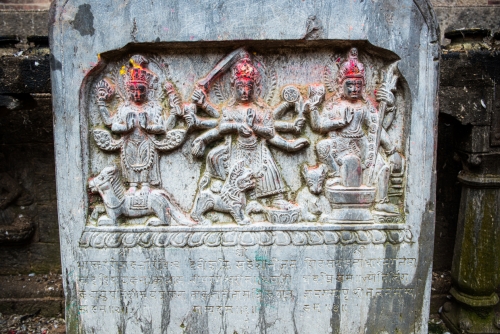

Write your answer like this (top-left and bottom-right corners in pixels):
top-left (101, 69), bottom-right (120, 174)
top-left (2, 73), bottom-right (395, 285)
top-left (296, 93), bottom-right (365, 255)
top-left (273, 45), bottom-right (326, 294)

top-left (89, 166), bottom-right (192, 226)
top-left (190, 160), bottom-right (256, 225)
top-left (296, 164), bottom-right (331, 222)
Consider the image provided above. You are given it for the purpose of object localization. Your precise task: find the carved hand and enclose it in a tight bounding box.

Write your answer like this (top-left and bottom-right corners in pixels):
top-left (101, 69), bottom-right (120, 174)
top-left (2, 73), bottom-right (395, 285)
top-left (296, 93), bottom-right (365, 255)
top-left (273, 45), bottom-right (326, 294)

top-left (293, 118), bottom-right (305, 133)
top-left (138, 112), bottom-right (148, 129)
top-left (344, 107), bottom-right (354, 124)
top-left (191, 138), bottom-right (206, 158)
top-left (184, 110), bottom-right (199, 129)
top-left (96, 88), bottom-right (109, 102)
top-left (126, 112), bottom-right (137, 130)
top-left (305, 95), bottom-right (322, 112)
top-left (246, 108), bottom-right (256, 127)
top-left (191, 89), bottom-right (206, 106)
top-left (95, 80), bottom-right (114, 103)
top-left (238, 123), bottom-right (253, 137)
top-left (389, 151), bottom-right (403, 173)
top-left (169, 95), bottom-right (182, 114)
top-left (291, 137), bottom-right (309, 151)
top-left (376, 87), bottom-right (395, 106)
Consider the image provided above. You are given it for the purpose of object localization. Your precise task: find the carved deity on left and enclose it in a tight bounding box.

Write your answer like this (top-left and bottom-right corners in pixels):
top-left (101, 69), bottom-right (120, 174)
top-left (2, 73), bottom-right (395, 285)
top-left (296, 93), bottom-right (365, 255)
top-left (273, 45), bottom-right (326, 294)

top-left (90, 55), bottom-right (192, 226)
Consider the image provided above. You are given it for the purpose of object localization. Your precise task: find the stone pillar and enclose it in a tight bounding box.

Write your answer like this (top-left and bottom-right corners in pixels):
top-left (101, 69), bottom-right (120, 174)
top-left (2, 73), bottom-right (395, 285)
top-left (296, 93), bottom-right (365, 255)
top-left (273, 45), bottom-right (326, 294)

top-left (440, 29), bottom-right (500, 334)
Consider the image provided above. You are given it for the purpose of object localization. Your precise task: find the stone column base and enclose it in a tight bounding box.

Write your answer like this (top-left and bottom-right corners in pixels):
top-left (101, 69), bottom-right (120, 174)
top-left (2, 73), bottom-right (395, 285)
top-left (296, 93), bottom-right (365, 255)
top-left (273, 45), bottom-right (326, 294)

top-left (441, 298), bottom-right (500, 334)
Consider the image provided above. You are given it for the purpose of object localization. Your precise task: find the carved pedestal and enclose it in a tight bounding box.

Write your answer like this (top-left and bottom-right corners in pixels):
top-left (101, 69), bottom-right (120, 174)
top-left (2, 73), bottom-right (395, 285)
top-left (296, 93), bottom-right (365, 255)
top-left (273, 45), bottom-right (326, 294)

top-left (326, 186), bottom-right (375, 223)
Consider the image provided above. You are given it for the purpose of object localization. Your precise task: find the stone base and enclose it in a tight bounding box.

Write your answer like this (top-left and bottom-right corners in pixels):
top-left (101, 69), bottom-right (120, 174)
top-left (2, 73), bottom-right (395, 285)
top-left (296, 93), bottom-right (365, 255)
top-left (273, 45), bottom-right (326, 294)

top-left (441, 300), bottom-right (500, 334)
top-left (325, 185), bottom-right (376, 204)
top-left (328, 206), bottom-right (374, 224)
top-left (325, 186), bottom-right (376, 223)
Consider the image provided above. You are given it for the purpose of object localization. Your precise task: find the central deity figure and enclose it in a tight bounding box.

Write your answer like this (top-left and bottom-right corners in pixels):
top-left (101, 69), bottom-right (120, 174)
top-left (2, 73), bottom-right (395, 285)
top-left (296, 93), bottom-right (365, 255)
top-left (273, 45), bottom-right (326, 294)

top-left (218, 55), bottom-right (288, 204)
top-left (190, 52), bottom-right (307, 225)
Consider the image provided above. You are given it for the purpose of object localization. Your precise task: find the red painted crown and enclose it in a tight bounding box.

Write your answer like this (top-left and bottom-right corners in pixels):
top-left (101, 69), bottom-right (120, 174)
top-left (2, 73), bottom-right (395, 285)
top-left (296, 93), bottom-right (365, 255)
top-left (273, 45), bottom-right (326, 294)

top-left (337, 48), bottom-right (365, 83)
top-left (125, 55), bottom-right (154, 87)
top-left (128, 68), bottom-right (148, 84)
top-left (232, 53), bottom-right (258, 82)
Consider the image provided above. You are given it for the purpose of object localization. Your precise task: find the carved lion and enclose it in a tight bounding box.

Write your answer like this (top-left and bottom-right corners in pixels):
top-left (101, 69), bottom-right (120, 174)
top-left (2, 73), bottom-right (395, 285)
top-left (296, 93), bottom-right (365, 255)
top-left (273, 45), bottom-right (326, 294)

top-left (190, 160), bottom-right (256, 225)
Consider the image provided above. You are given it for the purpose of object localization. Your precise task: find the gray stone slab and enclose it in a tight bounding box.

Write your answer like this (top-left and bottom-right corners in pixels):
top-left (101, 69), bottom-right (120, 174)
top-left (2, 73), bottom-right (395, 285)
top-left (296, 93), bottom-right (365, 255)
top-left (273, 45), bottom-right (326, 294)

top-left (50, 1), bottom-right (439, 333)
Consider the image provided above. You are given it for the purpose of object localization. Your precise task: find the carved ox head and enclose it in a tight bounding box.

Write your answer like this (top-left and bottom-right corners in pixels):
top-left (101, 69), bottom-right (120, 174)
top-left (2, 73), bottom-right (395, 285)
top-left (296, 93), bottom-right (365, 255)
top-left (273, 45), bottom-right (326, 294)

top-left (302, 164), bottom-right (328, 195)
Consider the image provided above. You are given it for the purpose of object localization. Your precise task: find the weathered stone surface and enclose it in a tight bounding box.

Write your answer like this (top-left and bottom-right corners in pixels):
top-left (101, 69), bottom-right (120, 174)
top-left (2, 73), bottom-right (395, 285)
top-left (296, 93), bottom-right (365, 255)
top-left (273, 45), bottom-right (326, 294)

top-left (50, 0), bottom-right (439, 332)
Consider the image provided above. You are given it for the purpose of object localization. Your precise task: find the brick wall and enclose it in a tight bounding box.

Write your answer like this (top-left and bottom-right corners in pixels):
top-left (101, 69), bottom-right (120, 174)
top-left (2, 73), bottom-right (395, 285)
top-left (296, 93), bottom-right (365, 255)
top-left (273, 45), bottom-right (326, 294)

top-left (0, 0), bottom-right (51, 11)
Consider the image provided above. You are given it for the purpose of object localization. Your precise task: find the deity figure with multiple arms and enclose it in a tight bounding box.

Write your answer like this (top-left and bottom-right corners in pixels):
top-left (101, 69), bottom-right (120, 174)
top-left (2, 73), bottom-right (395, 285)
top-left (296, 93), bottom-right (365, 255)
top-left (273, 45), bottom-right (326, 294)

top-left (190, 51), bottom-right (309, 224)
top-left (94, 55), bottom-right (186, 196)
top-left (305, 48), bottom-right (403, 215)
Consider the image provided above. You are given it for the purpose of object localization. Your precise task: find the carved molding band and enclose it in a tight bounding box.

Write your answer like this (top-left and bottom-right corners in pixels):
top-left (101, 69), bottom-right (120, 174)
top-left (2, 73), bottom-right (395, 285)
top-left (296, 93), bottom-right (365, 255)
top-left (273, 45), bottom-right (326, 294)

top-left (79, 226), bottom-right (413, 248)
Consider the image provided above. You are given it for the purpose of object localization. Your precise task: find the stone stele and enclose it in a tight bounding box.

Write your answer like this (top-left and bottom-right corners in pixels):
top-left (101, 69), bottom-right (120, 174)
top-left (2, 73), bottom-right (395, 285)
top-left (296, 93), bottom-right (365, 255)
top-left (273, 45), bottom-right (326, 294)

top-left (50, 1), bottom-right (439, 333)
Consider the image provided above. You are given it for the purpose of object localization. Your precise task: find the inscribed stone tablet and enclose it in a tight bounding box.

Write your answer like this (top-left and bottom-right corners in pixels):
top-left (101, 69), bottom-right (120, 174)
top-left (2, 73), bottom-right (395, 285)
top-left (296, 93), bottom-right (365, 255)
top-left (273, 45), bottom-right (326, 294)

top-left (50, 1), bottom-right (439, 332)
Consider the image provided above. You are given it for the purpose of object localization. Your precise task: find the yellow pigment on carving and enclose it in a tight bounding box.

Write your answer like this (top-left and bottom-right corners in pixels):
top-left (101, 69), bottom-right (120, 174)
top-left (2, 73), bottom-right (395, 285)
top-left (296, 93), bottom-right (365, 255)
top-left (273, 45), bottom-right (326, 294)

top-left (129, 58), bottom-right (142, 69)
top-left (120, 65), bottom-right (127, 75)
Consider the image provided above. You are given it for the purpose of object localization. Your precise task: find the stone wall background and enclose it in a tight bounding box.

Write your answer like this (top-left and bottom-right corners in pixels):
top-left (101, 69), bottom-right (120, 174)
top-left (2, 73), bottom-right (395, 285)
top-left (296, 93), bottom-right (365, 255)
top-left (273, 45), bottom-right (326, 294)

top-left (0, 0), bottom-right (499, 317)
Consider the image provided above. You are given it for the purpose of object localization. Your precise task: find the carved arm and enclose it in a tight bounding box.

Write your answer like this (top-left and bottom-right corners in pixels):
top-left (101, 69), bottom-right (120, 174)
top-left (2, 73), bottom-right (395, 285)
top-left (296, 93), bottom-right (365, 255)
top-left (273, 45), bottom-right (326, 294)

top-left (219, 120), bottom-right (240, 135)
top-left (95, 79), bottom-right (115, 127)
top-left (308, 106), bottom-right (346, 133)
top-left (250, 123), bottom-right (274, 139)
top-left (192, 88), bottom-right (220, 118)
top-left (183, 104), bottom-right (218, 130)
top-left (268, 135), bottom-right (309, 152)
top-left (379, 129), bottom-right (396, 154)
top-left (191, 128), bottom-right (223, 158)
top-left (165, 114), bottom-right (177, 131)
top-left (97, 103), bottom-right (113, 127)
top-left (200, 102), bottom-right (220, 118)
top-left (273, 100), bottom-right (305, 134)
top-left (273, 101), bottom-right (293, 119)
top-left (275, 119), bottom-right (305, 134)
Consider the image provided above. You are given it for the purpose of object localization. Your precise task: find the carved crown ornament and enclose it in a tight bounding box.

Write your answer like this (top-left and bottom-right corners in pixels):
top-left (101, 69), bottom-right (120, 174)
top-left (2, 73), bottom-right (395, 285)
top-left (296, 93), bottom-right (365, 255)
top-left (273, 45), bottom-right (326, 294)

top-left (82, 47), bottom-right (410, 247)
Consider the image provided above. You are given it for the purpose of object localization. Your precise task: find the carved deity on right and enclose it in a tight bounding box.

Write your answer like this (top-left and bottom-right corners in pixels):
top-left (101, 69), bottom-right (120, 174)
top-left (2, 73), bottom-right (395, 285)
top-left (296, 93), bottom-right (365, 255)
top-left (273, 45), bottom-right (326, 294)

top-left (305, 48), bottom-right (404, 223)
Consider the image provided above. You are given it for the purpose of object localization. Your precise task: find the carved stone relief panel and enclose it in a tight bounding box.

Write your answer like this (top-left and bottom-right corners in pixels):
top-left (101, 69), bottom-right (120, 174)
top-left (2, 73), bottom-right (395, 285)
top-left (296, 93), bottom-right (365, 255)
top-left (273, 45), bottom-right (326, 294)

top-left (83, 46), bottom-right (409, 245)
